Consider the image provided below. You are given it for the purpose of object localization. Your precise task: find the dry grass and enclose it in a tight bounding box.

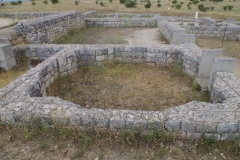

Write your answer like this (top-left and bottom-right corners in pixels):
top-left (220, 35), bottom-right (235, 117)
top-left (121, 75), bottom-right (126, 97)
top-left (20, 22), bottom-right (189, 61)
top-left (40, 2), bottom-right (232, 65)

top-left (0, 122), bottom-right (239, 160)
top-left (0, 0), bottom-right (240, 20)
top-left (196, 37), bottom-right (240, 60)
top-left (47, 63), bottom-right (209, 111)
top-left (0, 53), bottom-right (28, 89)
top-left (54, 27), bottom-right (130, 44)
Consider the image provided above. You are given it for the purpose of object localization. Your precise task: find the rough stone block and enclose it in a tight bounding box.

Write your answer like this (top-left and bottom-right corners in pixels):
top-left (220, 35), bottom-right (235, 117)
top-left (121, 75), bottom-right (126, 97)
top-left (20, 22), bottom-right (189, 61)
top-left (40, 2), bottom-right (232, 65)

top-left (0, 44), bottom-right (16, 71)
top-left (217, 123), bottom-right (238, 133)
top-left (181, 121), bottom-right (197, 132)
top-left (186, 132), bottom-right (202, 139)
top-left (110, 117), bottom-right (125, 129)
top-left (204, 134), bottom-right (221, 141)
top-left (172, 29), bottom-right (187, 44)
top-left (1, 111), bottom-right (15, 123)
top-left (221, 133), bottom-right (240, 141)
top-left (179, 34), bottom-right (196, 44)
top-left (209, 58), bottom-right (235, 89)
top-left (96, 55), bottom-right (105, 62)
top-left (164, 120), bottom-right (181, 131)
top-left (197, 123), bottom-right (217, 133)
top-left (199, 49), bottom-right (222, 78)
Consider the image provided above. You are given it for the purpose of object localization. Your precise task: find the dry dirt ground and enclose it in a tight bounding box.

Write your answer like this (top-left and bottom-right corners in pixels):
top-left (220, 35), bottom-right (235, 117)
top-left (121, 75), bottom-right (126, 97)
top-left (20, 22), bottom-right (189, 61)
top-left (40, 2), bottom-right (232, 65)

top-left (125, 28), bottom-right (163, 45)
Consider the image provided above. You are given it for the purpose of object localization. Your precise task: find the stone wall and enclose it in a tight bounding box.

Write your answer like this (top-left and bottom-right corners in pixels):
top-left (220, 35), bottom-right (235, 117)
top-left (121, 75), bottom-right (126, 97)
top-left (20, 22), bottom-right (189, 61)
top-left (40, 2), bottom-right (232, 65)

top-left (211, 72), bottom-right (240, 103)
top-left (85, 18), bottom-right (157, 27)
top-left (158, 20), bottom-right (196, 44)
top-left (13, 11), bottom-right (85, 44)
top-left (1, 43), bottom-right (240, 140)
top-left (0, 44), bottom-right (16, 71)
top-left (182, 18), bottom-right (240, 40)
top-left (99, 13), bottom-right (159, 18)
top-left (82, 10), bottom-right (97, 18)
top-left (0, 12), bottom-right (59, 19)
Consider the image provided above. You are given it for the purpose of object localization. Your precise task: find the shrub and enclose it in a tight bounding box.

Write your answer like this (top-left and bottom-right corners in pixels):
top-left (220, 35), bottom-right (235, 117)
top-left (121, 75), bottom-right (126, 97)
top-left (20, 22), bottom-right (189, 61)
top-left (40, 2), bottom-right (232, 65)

top-left (171, 4), bottom-right (174, 8)
top-left (172, 0), bottom-right (177, 4)
top-left (75, 1), bottom-right (79, 5)
top-left (100, 1), bottom-right (104, 6)
top-left (32, 1), bottom-right (36, 5)
top-left (109, 0), bottom-right (113, 3)
top-left (198, 4), bottom-right (208, 12)
top-left (211, 6), bottom-right (214, 10)
top-left (180, 1), bottom-right (184, 4)
top-left (120, 0), bottom-right (126, 3)
top-left (10, 1), bottom-right (17, 5)
top-left (125, 0), bottom-right (136, 7)
top-left (96, 0), bottom-right (98, 4)
top-left (175, 4), bottom-right (182, 9)
top-left (223, 5), bottom-right (228, 11)
top-left (157, 3), bottom-right (161, 7)
top-left (192, 0), bottom-right (199, 4)
top-left (157, 0), bottom-right (160, 2)
top-left (43, 0), bottom-right (48, 5)
top-left (187, 5), bottom-right (191, 9)
top-left (51, 0), bottom-right (59, 5)
top-left (228, 5), bottom-right (233, 10)
top-left (144, 0), bottom-right (151, 8)
top-left (17, 0), bottom-right (22, 5)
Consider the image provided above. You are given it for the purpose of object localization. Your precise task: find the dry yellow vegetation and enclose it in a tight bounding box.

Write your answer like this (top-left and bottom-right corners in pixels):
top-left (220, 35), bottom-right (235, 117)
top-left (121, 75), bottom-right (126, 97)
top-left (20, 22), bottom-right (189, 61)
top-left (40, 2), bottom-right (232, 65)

top-left (0, 0), bottom-right (240, 20)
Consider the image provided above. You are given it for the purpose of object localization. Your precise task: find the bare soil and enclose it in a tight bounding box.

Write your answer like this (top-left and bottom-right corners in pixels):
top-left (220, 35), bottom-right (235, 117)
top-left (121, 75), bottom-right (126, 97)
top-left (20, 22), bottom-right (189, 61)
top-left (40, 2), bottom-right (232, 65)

top-left (53, 27), bottom-right (165, 45)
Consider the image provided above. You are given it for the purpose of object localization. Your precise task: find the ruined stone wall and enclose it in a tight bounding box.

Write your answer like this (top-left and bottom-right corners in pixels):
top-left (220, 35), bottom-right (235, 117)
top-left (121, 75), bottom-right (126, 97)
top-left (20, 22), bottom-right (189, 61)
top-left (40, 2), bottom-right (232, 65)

top-left (1, 43), bottom-right (240, 140)
top-left (0, 12), bottom-right (59, 19)
top-left (99, 13), bottom-right (158, 18)
top-left (211, 72), bottom-right (240, 103)
top-left (187, 25), bottom-right (240, 40)
top-left (158, 20), bottom-right (196, 44)
top-left (82, 10), bottom-right (97, 18)
top-left (13, 11), bottom-right (85, 44)
top-left (85, 18), bottom-right (157, 27)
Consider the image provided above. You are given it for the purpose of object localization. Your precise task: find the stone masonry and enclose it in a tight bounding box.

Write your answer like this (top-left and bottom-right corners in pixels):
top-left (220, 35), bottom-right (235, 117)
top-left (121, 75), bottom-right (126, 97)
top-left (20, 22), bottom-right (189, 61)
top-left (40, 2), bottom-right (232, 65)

top-left (13, 11), bottom-right (85, 44)
top-left (0, 11), bottom-right (240, 140)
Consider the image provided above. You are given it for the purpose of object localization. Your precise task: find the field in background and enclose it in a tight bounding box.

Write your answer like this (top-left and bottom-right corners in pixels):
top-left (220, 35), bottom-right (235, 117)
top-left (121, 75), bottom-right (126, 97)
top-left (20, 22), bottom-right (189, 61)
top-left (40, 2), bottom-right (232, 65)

top-left (196, 37), bottom-right (240, 60)
top-left (0, 0), bottom-right (240, 20)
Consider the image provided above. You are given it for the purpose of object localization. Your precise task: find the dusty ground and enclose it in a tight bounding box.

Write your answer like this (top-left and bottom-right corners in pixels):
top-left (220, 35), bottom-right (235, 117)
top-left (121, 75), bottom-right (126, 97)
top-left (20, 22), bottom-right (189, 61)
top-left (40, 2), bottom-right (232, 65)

top-left (54, 27), bottom-right (165, 45)
top-left (126, 28), bottom-right (164, 45)
top-left (0, 18), bottom-right (15, 28)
